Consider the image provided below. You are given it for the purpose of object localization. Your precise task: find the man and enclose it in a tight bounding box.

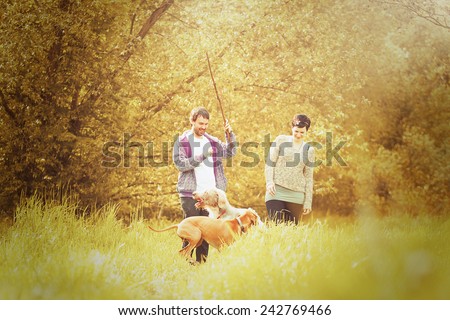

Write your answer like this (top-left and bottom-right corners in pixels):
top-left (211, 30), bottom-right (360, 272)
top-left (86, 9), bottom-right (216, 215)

top-left (173, 107), bottom-right (237, 263)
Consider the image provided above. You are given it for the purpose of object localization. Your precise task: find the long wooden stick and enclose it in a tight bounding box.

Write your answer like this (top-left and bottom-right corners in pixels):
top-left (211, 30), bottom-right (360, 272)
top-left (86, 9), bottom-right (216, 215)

top-left (206, 52), bottom-right (229, 139)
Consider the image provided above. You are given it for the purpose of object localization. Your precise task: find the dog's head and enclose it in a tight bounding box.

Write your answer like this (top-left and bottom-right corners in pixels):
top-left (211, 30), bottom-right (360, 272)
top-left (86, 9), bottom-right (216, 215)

top-left (192, 188), bottom-right (227, 210)
top-left (238, 208), bottom-right (264, 232)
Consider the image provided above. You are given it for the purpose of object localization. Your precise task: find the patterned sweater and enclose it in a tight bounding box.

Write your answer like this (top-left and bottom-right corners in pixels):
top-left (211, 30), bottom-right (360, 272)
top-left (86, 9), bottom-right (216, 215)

top-left (173, 130), bottom-right (237, 197)
top-left (264, 135), bottom-right (315, 209)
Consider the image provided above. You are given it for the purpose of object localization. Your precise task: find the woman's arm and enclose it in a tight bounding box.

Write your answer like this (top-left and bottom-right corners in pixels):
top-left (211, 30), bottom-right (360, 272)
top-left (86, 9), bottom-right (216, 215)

top-left (265, 136), bottom-right (281, 194)
top-left (303, 146), bottom-right (315, 211)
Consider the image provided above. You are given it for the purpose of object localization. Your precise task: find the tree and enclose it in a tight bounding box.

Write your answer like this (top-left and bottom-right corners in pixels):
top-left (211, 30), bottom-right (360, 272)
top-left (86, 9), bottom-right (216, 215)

top-left (0, 0), bottom-right (173, 214)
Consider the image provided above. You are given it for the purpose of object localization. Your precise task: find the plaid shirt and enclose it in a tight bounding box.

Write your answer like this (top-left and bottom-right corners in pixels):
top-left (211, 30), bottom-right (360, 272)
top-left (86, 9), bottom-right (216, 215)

top-left (173, 130), bottom-right (237, 197)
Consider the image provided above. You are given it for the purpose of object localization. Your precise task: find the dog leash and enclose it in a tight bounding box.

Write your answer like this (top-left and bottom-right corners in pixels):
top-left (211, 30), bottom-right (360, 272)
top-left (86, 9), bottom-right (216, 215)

top-left (216, 209), bottom-right (227, 219)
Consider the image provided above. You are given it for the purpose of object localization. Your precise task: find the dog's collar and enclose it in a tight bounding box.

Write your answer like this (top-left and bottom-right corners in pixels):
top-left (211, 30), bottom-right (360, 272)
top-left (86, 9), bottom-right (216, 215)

top-left (236, 216), bottom-right (245, 233)
top-left (217, 209), bottom-right (227, 219)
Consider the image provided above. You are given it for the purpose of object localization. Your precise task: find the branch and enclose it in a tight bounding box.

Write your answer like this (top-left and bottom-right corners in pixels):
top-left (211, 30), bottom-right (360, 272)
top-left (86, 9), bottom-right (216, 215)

top-left (0, 90), bottom-right (19, 125)
top-left (130, 13), bottom-right (136, 35)
top-left (153, 32), bottom-right (189, 56)
top-left (111, 190), bottom-right (178, 201)
top-left (138, 0), bottom-right (174, 38)
top-left (130, 0), bottom-right (147, 35)
top-left (234, 84), bottom-right (309, 98)
top-left (165, 12), bottom-right (200, 30)
top-left (121, 0), bottom-right (175, 63)
top-left (71, 83), bottom-right (81, 111)
top-left (373, 0), bottom-right (450, 29)
top-left (235, 84), bottom-right (288, 93)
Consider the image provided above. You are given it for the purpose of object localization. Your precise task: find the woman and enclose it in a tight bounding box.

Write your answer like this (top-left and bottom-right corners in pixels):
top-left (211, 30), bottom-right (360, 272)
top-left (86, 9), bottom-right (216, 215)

top-left (265, 114), bottom-right (315, 224)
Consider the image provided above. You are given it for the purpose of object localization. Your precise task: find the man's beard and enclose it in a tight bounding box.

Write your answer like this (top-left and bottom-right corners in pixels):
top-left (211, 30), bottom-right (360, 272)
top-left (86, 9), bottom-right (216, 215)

top-left (194, 128), bottom-right (205, 136)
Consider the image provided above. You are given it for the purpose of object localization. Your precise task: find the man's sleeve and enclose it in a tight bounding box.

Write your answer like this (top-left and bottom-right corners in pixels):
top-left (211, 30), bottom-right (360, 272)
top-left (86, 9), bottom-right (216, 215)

top-left (173, 136), bottom-right (205, 172)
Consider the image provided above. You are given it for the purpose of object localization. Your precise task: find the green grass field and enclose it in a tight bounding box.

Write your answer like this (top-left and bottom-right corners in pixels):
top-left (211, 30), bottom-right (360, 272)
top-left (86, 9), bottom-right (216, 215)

top-left (1, 196), bottom-right (449, 300)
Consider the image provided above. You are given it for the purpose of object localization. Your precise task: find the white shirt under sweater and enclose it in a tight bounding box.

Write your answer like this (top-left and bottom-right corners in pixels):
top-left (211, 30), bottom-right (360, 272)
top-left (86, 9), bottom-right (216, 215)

top-left (192, 135), bottom-right (216, 192)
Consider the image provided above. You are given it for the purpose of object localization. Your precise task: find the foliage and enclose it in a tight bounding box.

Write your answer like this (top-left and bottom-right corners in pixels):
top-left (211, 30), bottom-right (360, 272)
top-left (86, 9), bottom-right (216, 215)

top-left (0, 0), bottom-right (448, 217)
top-left (1, 196), bottom-right (449, 299)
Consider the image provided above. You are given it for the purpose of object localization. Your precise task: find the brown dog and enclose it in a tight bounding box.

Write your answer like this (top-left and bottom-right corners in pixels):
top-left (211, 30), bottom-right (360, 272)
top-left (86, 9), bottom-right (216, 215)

top-left (148, 209), bottom-right (260, 263)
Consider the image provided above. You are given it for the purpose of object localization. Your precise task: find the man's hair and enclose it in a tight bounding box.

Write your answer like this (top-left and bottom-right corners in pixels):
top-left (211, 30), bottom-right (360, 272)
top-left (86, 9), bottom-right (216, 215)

top-left (190, 107), bottom-right (210, 122)
top-left (292, 114), bottom-right (311, 131)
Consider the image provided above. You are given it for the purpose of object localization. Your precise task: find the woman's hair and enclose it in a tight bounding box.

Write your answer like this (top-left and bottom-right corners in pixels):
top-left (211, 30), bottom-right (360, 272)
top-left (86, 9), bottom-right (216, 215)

top-left (292, 114), bottom-right (311, 131)
top-left (190, 107), bottom-right (210, 122)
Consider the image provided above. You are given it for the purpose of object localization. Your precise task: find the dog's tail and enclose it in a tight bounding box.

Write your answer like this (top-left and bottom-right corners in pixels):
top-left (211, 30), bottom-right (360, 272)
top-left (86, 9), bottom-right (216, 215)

top-left (147, 225), bottom-right (178, 233)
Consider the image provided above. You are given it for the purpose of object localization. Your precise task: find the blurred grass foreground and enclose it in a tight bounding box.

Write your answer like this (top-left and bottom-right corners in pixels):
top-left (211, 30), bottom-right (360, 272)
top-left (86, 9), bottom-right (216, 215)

top-left (0, 195), bottom-right (449, 300)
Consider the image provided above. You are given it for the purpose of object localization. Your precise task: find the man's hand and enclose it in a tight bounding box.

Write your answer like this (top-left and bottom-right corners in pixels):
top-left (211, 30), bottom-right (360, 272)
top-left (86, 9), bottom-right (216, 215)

top-left (224, 119), bottom-right (233, 134)
top-left (203, 147), bottom-right (214, 157)
top-left (302, 208), bottom-right (311, 215)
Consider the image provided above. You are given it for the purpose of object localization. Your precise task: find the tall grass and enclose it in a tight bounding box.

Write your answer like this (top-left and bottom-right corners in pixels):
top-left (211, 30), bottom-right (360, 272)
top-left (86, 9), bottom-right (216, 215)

top-left (0, 195), bottom-right (449, 299)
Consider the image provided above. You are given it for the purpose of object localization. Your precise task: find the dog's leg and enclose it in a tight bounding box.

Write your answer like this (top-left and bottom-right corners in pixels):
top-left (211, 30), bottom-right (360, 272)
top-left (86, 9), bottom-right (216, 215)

top-left (178, 227), bottom-right (203, 263)
top-left (179, 240), bottom-right (197, 263)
